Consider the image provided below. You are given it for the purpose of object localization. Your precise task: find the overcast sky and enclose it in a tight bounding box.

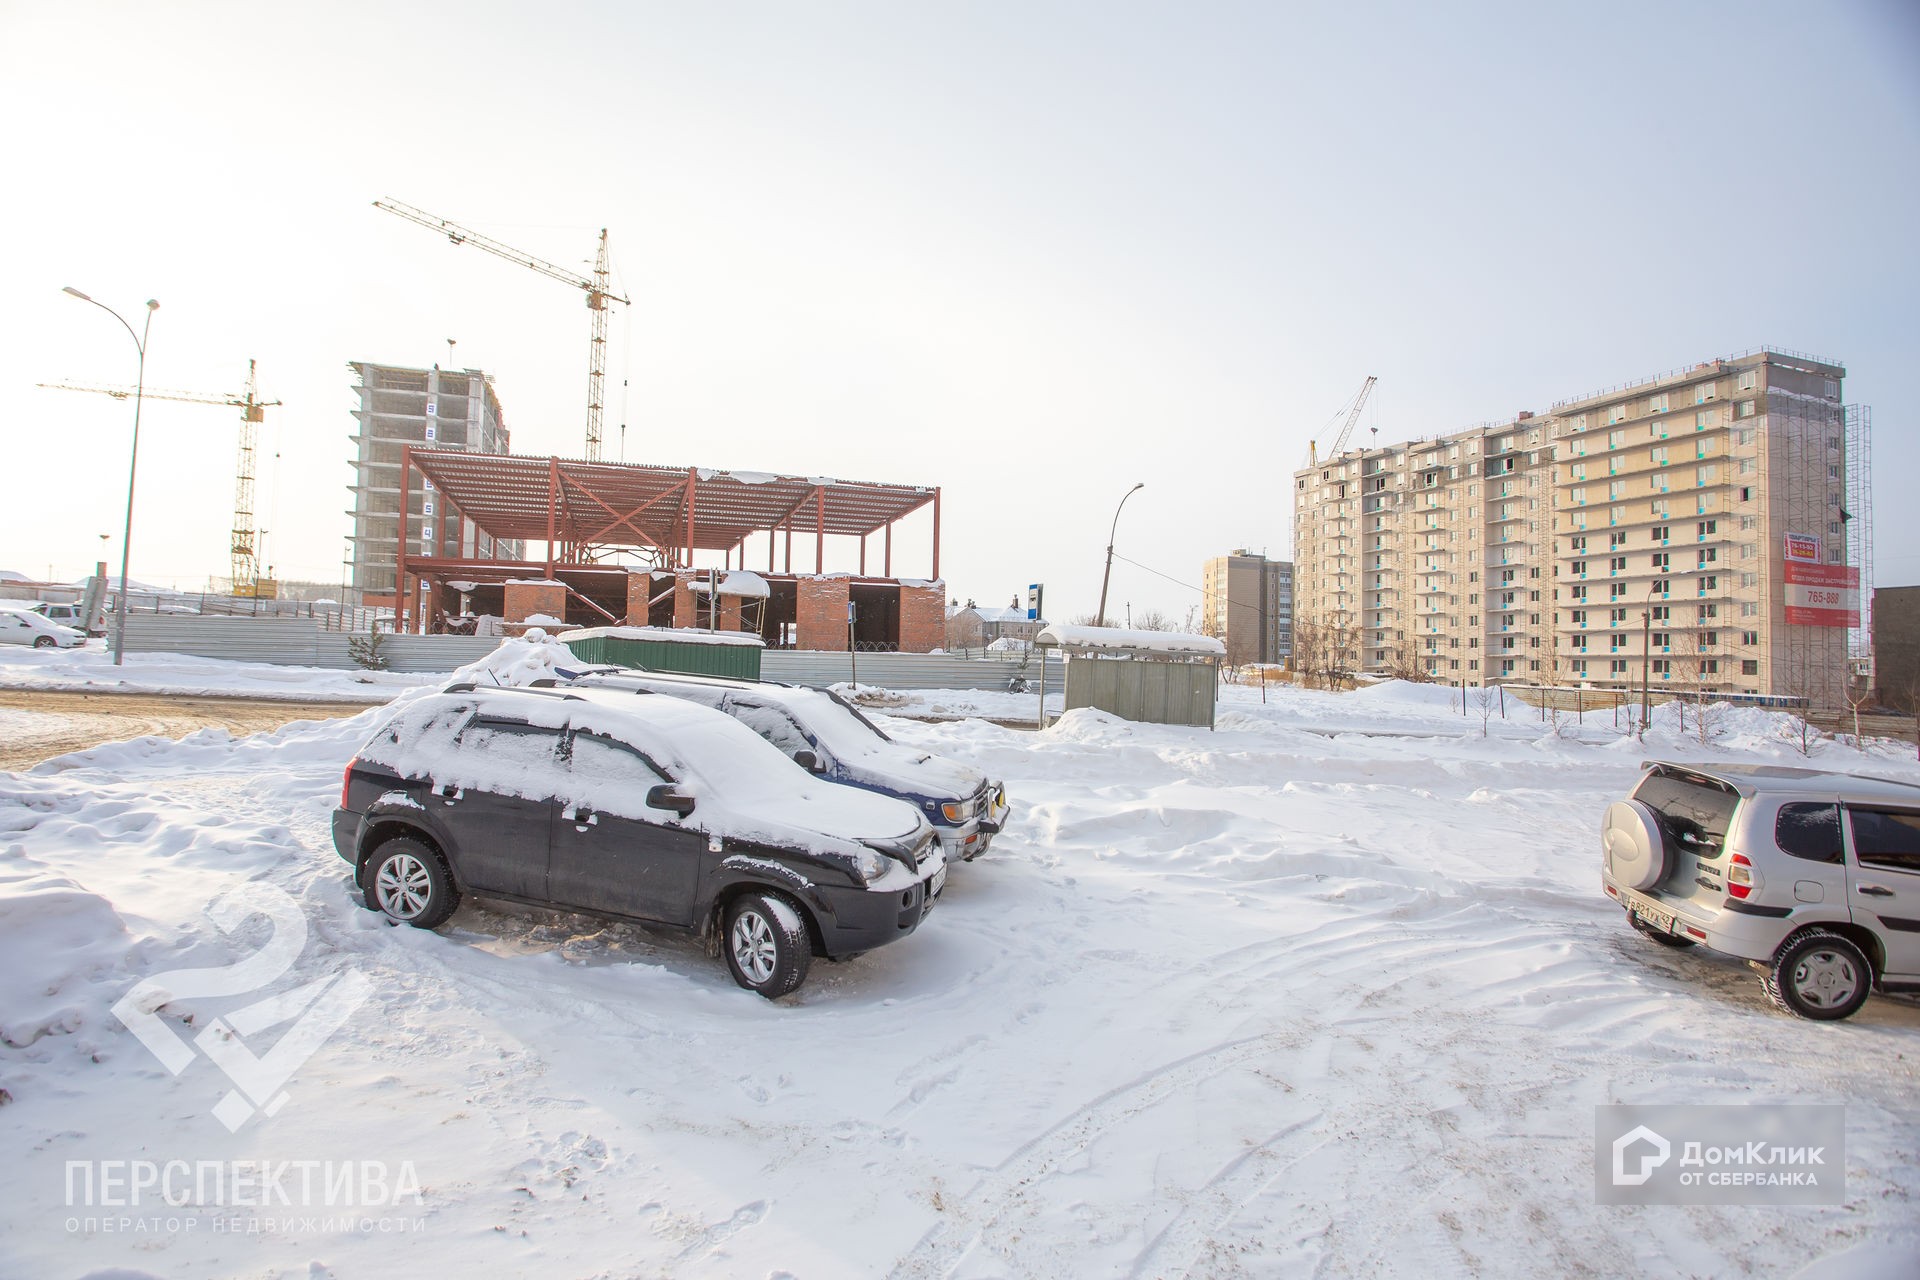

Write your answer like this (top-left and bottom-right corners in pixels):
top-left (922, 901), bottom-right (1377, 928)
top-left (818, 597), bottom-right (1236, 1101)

top-left (3, 1), bottom-right (1915, 622)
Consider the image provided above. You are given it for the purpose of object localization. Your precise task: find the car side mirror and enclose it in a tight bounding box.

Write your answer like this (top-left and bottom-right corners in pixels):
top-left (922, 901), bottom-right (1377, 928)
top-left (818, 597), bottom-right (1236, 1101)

top-left (793, 749), bottom-right (823, 773)
top-left (646, 783), bottom-right (696, 818)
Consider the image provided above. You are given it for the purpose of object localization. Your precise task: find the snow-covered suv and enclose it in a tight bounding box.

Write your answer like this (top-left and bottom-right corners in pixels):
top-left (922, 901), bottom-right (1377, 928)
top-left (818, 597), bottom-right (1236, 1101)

top-left (332, 684), bottom-right (945, 998)
top-left (1602, 761), bottom-right (1920, 1020)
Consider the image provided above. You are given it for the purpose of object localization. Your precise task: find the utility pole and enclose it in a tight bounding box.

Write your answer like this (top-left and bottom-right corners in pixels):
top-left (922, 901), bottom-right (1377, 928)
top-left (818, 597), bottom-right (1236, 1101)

top-left (1096, 482), bottom-right (1144, 627)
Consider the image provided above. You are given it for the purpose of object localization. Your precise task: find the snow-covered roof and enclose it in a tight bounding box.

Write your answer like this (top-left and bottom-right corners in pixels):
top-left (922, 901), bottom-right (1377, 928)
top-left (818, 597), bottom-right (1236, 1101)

top-left (965, 606), bottom-right (1029, 623)
top-left (557, 625), bottom-right (764, 648)
top-left (688, 570), bottom-right (772, 598)
top-left (1035, 624), bottom-right (1225, 656)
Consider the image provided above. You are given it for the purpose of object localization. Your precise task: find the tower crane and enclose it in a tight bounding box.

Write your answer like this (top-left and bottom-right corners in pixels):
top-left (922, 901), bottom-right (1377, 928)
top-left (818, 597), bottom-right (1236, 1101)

top-left (373, 198), bottom-right (630, 461)
top-left (1307, 375), bottom-right (1378, 466)
top-left (40, 361), bottom-right (282, 596)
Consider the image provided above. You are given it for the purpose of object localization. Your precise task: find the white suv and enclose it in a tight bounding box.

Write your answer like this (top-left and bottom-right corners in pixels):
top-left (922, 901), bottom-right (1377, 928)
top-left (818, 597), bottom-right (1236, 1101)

top-left (1602, 761), bottom-right (1920, 1020)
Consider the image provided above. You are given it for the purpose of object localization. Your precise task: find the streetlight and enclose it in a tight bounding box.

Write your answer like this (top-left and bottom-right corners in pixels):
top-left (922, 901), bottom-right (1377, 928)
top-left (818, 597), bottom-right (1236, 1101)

top-left (63, 287), bottom-right (158, 666)
top-left (1095, 482), bottom-right (1145, 628)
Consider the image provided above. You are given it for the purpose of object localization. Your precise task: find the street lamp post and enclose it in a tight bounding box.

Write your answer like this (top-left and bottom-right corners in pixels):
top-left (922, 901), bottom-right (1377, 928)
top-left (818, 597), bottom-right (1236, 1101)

top-left (63, 287), bottom-right (158, 666)
top-left (1095, 482), bottom-right (1145, 628)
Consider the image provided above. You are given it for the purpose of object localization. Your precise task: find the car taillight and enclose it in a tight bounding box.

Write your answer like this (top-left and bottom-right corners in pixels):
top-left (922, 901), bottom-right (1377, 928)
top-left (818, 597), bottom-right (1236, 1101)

top-left (1727, 852), bottom-right (1754, 899)
top-left (341, 758), bottom-right (358, 809)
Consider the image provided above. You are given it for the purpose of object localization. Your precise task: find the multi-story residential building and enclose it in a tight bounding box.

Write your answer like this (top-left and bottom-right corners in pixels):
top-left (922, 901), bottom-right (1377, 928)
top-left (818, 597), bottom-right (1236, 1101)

top-left (1291, 350), bottom-right (1864, 704)
top-left (1202, 550), bottom-right (1293, 667)
top-left (346, 362), bottom-right (521, 608)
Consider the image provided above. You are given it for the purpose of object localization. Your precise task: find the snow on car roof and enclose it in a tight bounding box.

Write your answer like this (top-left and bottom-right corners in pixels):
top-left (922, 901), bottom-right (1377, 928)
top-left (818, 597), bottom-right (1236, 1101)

top-left (1645, 760), bottom-right (1920, 802)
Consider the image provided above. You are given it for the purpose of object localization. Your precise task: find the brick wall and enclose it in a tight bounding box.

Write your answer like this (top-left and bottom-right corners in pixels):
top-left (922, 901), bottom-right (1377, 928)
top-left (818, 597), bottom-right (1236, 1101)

top-left (717, 595), bottom-right (744, 631)
top-left (796, 577), bottom-right (851, 651)
top-left (625, 573), bottom-right (656, 625)
top-left (503, 580), bottom-right (566, 625)
top-left (671, 574), bottom-right (700, 629)
top-left (899, 583), bottom-right (946, 653)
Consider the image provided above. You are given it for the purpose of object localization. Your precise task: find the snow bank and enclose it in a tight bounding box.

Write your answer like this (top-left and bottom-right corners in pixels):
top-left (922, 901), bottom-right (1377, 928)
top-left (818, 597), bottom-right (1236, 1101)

top-left (1036, 624), bottom-right (1224, 655)
top-left (448, 632), bottom-right (574, 687)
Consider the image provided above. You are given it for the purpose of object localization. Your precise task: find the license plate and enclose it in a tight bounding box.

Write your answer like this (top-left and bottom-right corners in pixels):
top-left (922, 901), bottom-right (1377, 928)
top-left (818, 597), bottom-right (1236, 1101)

top-left (1634, 904), bottom-right (1675, 934)
top-left (930, 862), bottom-right (947, 899)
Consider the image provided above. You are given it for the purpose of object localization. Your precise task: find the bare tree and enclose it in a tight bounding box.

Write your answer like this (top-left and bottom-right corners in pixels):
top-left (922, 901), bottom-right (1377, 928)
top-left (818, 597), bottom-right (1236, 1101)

top-left (1468, 683), bottom-right (1497, 737)
top-left (1133, 608), bottom-right (1176, 632)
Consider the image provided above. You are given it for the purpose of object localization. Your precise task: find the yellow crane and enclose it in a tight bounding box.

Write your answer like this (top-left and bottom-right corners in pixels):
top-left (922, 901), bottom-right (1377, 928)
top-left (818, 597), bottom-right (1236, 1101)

top-left (39, 361), bottom-right (282, 597)
top-left (373, 198), bottom-right (630, 461)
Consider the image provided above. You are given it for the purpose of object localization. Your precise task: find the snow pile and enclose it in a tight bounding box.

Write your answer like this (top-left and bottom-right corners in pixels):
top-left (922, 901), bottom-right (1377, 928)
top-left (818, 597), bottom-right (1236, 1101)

top-left (0, 854), bottom-right (131, 1055)
top-left (0, 643), bottom-right (431, 700)
top-left (689, 570), bottom-right (772, 598)
top-left (1036, 623), bottom-right (1224, 655)
top-left (447, 631), bottom-right (573, 687)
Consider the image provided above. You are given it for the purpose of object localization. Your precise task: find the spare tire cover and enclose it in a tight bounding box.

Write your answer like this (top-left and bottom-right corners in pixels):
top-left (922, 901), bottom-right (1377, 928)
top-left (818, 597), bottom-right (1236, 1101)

top-left (1602, 798), bottom-right (1665, 891)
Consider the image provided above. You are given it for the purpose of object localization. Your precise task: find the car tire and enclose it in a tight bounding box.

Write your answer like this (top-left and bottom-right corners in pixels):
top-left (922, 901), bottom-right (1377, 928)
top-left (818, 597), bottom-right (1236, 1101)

top-left (1762, 929), bottom-right (1872, 1021)
top-left (364, 838), bottom-right (460, 929)
top-left (724, 891), bottom-right (811, 999)
top-left (1627, 908), bottom-right (1696, 948)
top-left (32, 636), bottom-right (55, 649)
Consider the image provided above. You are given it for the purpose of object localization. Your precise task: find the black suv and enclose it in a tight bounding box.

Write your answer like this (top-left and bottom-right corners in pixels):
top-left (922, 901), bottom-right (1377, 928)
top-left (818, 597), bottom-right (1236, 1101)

top-left (331, 685), bottom-right (944, 997)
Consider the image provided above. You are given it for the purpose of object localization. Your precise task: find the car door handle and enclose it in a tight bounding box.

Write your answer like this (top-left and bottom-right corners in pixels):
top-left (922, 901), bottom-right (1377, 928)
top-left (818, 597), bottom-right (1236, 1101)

top-left (1856, 885), bottom-right (1895, 898)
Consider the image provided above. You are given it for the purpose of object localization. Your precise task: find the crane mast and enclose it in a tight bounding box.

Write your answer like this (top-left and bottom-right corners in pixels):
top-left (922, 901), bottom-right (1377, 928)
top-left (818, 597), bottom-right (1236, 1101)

top-left (38, 365), bottom-right (282, 595)
top-left (372, 199), bottom-right (630, 461)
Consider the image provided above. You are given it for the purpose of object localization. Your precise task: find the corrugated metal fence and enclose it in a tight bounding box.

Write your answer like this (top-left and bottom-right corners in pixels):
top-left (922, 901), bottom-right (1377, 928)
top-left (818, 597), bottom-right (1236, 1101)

top-left (119, 616), bottom-right (1064, 690)
top-left (121, 617), bottom-right (499, 673)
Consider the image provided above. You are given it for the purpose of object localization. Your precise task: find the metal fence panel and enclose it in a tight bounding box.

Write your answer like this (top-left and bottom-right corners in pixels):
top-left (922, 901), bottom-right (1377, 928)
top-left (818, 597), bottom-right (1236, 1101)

top-left (762, 651), bottom-right (1064, 692)
top-left (1063, 657), bottom-right (1215, 727)
top-left (120, 616), bottom-right (498, 673)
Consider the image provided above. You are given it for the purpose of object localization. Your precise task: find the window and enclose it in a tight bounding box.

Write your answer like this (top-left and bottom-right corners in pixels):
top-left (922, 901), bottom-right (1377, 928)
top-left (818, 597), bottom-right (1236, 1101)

top-left (1652, 578), bottom-right (1670, 594)
top-left (1695, 464), bottom-right (1719, 486)
top-left (1652, 659), bottom-right (1671, 675)
top-left (1608, 583), bottom-right (1625, 600)
top-left (1651, 632), bottom-right (1671, 648)
top-left (1776, 803), bottom-right (1843, 864)
top-left (1741, 630), bottom-right (1758, 646)
top-left (1738, 400), bottom-right (1756, 418)
top-left (1736, 370), bottom-right (1757, 392)
top-left (1608, 556), bottom-right (1626, 572)
top-left (1610, 659), bottom-right (1628, 675)
top-left (1607, 428), bottom-right (1626, 449)
top-left (1651, 551), bottom-right (1670, 570)
top-left (1701, 631), bottom-right (1718, 647)
top-left (1651, 445), bottom-right (1670, 466)
top-left (1610, 608), bottom-right (1628, 624)
top-left (1651, 605), bottom-right (1670, 622)
top-left (1609, 532), bottom-right (1627, 550)
top-left (1695, 381), bottom-right (1717, 403)
top-left (1743, 659), bottom-right (1759, 675)
top-left (1649, 392), bottom-right (1670, 414)
top-left (1572, 486), bottom-right (1588, 506)
top-left (1701, 659), bottom-right (1718, 674)
top-left (1699, 599), bottom-right (1718, 617)
top-left (1571, 609), bottom-right (1588, 625)
top-left (1651, 525), bottom-right (1670, 542)
top-left (1698, 548), bottom-right (1718, 566)
top-left (1847, 808), bottom-right (1920, 875)
top-left (1736, 427), bottom-right (1756, 446)
top-left (1698, 520), bottom-right (1717, 537)
top-left (1570, 535), bottom-right (1588, 553)
top-left (1695, 409), bottom-right (1715, 430)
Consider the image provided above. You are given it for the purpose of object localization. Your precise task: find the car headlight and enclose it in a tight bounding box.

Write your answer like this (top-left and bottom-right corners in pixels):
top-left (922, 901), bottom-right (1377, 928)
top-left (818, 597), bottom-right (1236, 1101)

top-left (939, 800), bottom-right (973, 824)
top-left (851, 848), bottom-right (892, 885)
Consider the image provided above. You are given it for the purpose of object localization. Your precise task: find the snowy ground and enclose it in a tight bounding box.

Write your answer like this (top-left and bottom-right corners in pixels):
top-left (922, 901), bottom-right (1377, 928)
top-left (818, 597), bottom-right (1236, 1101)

top-left (0, 642), bottom-right (427, 701)
top-left (2, 667), bottom-right (1918, 1277)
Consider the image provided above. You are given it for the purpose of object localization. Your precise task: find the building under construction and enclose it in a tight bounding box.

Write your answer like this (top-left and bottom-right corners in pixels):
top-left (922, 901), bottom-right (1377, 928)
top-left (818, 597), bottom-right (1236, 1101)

top-left (347, 361), bottom-right (523, 606)
top-left (390, 449), bottom-right (947, 652)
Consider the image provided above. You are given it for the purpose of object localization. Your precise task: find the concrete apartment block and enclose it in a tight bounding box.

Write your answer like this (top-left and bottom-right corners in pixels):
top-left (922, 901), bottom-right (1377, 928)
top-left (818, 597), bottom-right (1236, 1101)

top-left (346, 361), bottom-right (521, 609)
top-left (1291, 349), bottom-right (1865, 704)
top-left (1202, 551), bottom-right (1293, 668)
top-left (796, 577), bottom-right (852, 651)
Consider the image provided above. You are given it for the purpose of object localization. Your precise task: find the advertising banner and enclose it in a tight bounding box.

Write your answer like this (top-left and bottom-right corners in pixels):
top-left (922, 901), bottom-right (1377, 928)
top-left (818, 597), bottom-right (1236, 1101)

top-left (1783, 562), bottom-right (1859, 627)
top-left (1783, 532), bottom-right (1820, 563)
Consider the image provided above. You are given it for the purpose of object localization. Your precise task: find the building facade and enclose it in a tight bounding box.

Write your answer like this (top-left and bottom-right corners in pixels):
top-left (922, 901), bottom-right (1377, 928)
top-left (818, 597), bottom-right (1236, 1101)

top-left (1291, 350), bottom-right (1865, 704)
top-left (346, 362), bottom-right (520, 607)
top-left (947, 600), bottom-right (1045, 650)
top-left (1202, 550), bottom-right (1293, 668)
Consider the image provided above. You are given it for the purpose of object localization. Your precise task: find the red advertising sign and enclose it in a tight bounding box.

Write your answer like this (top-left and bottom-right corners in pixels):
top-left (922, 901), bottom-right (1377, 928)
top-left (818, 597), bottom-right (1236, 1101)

top-left (1783, 533), bottom-right (1820, 563)
top-left (1783, 562), bottom-right (1860, 627)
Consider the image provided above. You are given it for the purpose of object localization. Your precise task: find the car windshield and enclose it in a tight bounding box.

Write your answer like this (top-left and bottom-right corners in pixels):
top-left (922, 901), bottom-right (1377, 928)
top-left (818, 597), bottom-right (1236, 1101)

top-left (1633, 767), bottom-right (1738, 858)
top-left (771, 687), bottom-right (899, 761)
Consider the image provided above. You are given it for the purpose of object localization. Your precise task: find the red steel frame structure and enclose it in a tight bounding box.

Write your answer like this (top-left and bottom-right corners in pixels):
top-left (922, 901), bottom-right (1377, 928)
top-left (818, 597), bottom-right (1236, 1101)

top-left (395, 448), bottom-right (940, 631)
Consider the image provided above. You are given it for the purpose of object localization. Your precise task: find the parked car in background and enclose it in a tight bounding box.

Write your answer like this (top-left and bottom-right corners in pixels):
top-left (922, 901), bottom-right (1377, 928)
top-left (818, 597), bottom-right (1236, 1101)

top-left (1602, 760), bottom-right (1920, 1020)
top-left (30, 602), bottom-right (103, 636)
top-left (564, 668), bottom-right (1010, 863)
top-left (0, 608), bottom-right (86, 649)
top-left (333, 684), bottom-right (945, 998)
